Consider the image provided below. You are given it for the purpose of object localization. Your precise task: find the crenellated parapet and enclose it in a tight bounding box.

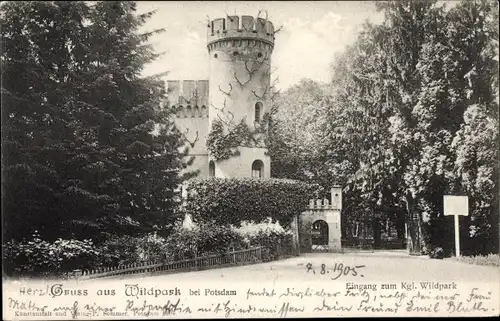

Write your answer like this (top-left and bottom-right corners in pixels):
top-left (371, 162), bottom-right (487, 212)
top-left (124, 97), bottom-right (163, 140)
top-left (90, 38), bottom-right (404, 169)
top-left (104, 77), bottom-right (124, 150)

top-left (307, 198), bottom-right (334, 210)
top-left (305, 186), bottom-right (343, 211)
top-left (207, 15), bottom-right (275, 51)
top-left (175, 105), bottom-right (208, 118)
top-left (167, 80), bottom-right (209, 118)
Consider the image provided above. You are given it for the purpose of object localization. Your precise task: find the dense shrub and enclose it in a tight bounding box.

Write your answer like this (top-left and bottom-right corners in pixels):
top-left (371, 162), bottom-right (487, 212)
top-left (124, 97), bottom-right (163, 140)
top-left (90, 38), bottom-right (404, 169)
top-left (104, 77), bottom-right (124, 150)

top-left (449, 254), bottom-right (500, 267)
top-left (429, 247), bottom-right (444, 259)
top-left (97, 233), bottom-right (171, 266)
top-left (3, 232), bottom-right (175, 276)
top-left (96, 235), bottom-right (142, 267)
top-left (165, 220), bottom-right (246, 260)
top-left (3, 216), bottom-right (297, 277)
top-left (3, 233), bottom-right (100, 276)
top-left (184, 178), bottom-right (322, 226)
top-left (233, 218), bottom-right (295, 261)
top-left (136, 233), bottom-right (171, 262)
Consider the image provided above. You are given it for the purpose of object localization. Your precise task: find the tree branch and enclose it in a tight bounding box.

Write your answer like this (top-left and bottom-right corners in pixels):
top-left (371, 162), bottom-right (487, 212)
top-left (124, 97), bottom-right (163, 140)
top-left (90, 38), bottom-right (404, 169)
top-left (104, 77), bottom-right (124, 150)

top-left (270, 76), bottom-right (279, 89)
top-left (244, 60), bottom-right (254, 75)
top-left (234, 72), bottom-right (251, 88)
top-left (273, 25), bottom-right (283, 35)
top-left (238, 55), bottom-right (269, 89)
top-left (252, 85), bottom-right (270, 100)
top-left (271, 88), bottom-right (281, 101)
top-left (140, 71), bottom-right (170, 80)
top-left (264, 65), bottom-right (278, 78)
top-left (211, 99), bottom-right (235, 126)
top-left (256, 10), bottom-right (269, 25)
top-left (218, 83), bottom-right (232, 96)
top-left (181, 128), bottom-right (199, 148)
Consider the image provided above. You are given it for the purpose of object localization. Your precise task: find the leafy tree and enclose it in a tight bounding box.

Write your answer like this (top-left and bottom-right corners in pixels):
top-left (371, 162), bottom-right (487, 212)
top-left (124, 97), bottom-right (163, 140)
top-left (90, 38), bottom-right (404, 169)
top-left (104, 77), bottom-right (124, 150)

top-left (1, 1), bottom-right (189, 242)
top-left (406, 0), bottom-right (499, 254)
top-left (328, 22), bottom-right (408, 247)
top-left (451, 104), bottom-right (498, 254)
top-left (269, 79), bottom-right (333, 188)
top-left (2, 1), bottom-right (97, 241)
top-left (447, 0), bottom-right (499, 254)
top-left (325, 0), bottom-right (499, 254)
top-left (267, 0), bottom-right (498, 256)
top-left (369, 0), bottom-right (445, 255)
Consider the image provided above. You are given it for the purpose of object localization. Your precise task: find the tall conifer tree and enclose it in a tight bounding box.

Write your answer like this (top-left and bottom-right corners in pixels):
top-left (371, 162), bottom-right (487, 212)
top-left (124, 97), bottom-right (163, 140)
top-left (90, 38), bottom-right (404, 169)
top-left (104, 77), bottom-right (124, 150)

top-left (1, 1), bottom-right (190, 242)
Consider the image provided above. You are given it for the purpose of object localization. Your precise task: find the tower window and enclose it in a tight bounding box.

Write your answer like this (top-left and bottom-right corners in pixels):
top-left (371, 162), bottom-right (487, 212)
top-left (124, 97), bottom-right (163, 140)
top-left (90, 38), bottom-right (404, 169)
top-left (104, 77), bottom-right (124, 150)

top-left (209, 161), bottom-right (215, 177)
top-left (214, 53), bottom-right (218, 58)
top-left (233, 51), bottom-right (238, 56)
top-left (252, 160), bottom-right (264, 178)
top-left (254, 102), bottom-right (262, 122)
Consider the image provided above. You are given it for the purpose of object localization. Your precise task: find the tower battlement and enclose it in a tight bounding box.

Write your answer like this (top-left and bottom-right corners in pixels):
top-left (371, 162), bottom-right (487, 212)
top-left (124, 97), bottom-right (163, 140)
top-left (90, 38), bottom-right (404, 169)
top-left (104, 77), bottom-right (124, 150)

top-left (207, 15), bottom-right (275, 49)
top-left (172, 12), bottom-right (276, 180)
top-left (167, 80), bottom-right (209, 109)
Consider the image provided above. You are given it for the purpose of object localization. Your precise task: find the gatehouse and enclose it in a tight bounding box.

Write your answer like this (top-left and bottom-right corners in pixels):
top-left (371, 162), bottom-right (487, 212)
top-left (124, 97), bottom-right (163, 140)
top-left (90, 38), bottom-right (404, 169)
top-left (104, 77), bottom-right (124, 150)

top-left (295, 186), bottom-right (342, 253)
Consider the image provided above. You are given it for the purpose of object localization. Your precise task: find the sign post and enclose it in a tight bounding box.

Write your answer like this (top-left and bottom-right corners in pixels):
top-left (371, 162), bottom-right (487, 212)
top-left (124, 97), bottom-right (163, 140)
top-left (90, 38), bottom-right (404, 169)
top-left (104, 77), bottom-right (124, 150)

top-left (443, 195), bottom-right (469, 257)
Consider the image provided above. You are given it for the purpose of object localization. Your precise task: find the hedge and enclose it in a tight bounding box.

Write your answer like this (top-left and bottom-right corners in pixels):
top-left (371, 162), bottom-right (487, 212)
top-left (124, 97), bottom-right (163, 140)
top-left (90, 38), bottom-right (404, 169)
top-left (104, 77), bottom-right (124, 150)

top-left (165, 221), bottom-right (246, 261)
top-left (184, 178), bottom-right (322, 226)
top-left (3, 235), bottom-right (100, 276)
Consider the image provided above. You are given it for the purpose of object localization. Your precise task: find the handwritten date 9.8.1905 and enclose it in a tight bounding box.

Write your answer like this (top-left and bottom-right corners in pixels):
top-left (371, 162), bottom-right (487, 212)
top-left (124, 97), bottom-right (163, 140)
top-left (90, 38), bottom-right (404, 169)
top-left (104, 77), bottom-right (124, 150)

top-left (306, 263), bottom-right (365, 280)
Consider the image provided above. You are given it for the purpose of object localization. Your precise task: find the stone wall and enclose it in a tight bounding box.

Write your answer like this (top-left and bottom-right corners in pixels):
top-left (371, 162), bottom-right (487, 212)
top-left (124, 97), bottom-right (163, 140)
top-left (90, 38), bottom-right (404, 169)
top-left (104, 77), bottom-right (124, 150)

top-left (211, 147), bottom-right (270, 178)
top-left (168, 80), bottom-right (210, 178)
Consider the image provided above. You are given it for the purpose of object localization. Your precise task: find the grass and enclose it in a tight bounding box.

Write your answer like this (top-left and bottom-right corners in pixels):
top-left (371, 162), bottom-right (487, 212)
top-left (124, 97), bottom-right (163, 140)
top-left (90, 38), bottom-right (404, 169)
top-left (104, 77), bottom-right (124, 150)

top-left (448, 253), bottom-right (500, 267)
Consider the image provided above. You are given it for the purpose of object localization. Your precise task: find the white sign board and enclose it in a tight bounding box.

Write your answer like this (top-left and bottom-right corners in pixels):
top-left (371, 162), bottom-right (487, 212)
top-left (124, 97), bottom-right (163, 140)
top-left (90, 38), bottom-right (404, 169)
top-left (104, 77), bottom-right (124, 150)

top-left (443, 195), bottom-right (469, 258)
top-left (443, 195), bottom-right (469, 216)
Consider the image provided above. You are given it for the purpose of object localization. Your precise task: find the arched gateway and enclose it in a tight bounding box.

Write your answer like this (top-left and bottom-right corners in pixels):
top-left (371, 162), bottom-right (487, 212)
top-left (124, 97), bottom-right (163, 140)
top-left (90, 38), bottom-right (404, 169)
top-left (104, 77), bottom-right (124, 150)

top-left (311, 220), bottom-right (329, 252)
top-left (296, 186), bottom-right (342, 253)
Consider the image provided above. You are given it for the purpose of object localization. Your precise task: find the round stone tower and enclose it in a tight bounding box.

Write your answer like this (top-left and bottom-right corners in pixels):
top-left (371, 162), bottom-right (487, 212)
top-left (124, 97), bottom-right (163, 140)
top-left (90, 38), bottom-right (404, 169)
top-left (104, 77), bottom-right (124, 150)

top-left (207, 15), bottom-right (275, 178)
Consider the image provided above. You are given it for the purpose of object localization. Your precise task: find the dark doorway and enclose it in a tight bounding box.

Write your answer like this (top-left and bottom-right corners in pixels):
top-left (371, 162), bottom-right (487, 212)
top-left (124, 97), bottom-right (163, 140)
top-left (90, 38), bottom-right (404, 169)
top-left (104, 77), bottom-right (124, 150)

top-left (311, 220), bottom-right (328, 252)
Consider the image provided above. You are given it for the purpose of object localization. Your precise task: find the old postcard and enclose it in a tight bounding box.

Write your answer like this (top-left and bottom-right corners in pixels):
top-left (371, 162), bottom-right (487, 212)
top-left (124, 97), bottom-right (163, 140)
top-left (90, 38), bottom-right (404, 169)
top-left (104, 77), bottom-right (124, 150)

top-left (2, 0), bottom-right (499, 319)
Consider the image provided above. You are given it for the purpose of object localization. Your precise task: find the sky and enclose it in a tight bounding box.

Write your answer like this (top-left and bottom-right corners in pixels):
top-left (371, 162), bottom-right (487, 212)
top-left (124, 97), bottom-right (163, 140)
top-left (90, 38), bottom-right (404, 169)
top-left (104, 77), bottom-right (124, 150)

top-left (137, 1), bottom-right (385, 90)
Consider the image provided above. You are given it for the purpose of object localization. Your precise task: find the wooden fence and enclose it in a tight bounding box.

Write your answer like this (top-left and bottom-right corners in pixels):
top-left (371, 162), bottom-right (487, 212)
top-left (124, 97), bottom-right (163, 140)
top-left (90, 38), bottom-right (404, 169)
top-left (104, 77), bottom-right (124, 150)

top-left (69, 247), bottom-right (262, 280)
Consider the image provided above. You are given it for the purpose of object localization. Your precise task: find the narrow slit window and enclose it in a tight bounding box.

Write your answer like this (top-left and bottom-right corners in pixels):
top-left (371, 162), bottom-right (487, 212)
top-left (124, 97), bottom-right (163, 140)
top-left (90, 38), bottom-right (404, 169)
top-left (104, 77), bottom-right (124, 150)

top-left (255, 102), bottom-right (262, 122)
top-left (209, 161), bottom-right (215, 177)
